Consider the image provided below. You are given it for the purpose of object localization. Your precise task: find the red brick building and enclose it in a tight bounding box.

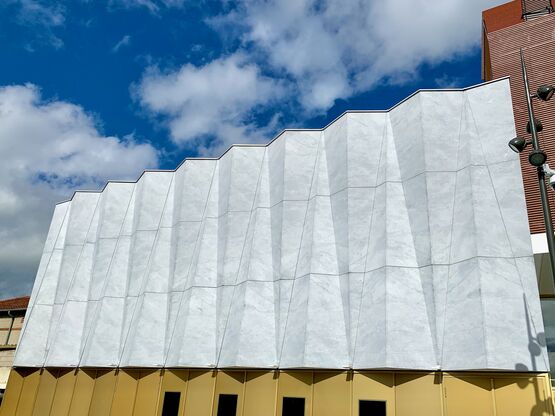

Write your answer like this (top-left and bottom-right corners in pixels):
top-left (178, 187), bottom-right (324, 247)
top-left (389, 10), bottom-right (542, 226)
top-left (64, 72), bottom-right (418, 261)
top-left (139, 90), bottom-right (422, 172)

top-left (483, 0), bottom-right (555, 383)
top-left (483, 0), bottom-right (555, 290)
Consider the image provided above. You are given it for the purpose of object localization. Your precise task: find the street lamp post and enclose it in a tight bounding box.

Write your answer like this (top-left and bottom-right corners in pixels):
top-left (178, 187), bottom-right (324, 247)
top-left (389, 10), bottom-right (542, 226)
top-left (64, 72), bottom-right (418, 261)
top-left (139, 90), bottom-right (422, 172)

top-left (510, 49), bottom-right (555, 284)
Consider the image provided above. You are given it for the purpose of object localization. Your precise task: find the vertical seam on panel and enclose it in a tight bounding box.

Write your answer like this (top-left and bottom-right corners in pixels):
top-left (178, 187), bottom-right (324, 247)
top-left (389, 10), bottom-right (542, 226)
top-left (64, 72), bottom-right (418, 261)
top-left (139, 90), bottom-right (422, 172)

top-left (241, 371), bottom-right (246, 416)
top-left (274, 371), bottom-right (279, 416)
top-left (153, 370), bottom-right (164, 416)
top-left (210, 370), bottom-right (217, 416)
top-left (470, 90), bottom-right (548, 370)
top-left (351, 114), bottom-right (387, 367)
top-left (129, 371), bottom-right (141, 416)
top-left (181, 370), bottom-right (190, 416)
top-left (46, 195), bottom-right (102, 366)
top-left (439, 95), bottom-right (465, 368)
top-left (77, 184), bottom-right (136, 367)
top-left (544, 373), bottom-right (554, 414)
top-left (46, 369), bottom-right (60, 416)
top-left (349, 370), bottom-right (353, 416)
top-left (438, 372), bottom-right (445, 416)
top-left (10, 371), bottom-right (25, 416)
top-left (118, 174), bottom-right (175, 367)
top-left (108, 369), bottom-right (121, 415)
top-left (163, 162), bottom-right (217, 367)
top-left (416, 93), bottom-right (441, 366)
top-left (84, 369), bottom-right (97, 416)
top-left (278, 134), bottom-right (322, 366)
top-left (23, 203), bottom-right (70, 366)
top-left (310, 371), bottom-right (314, 416)
top-left (27, 370), bottom-right (42, 416)
top-left (65, 369), bottom-right (78, 416)
top-left (490, 377), bottom-right (497, 416)
top-left (216, 148), bottom-right (267, 367)
top-left (393, 372), bottom-right (397, 416)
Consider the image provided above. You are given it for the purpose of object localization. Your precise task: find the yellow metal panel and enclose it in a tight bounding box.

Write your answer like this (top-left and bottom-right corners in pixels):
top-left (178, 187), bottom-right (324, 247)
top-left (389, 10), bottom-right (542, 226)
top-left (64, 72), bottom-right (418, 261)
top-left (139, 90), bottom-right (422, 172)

top-left (184, 371), bottom-right (216, 416)
top-left (243, 372), bottom-right (277, 416)
top-left (276, 371), bottom-right (312, 416)
top-left (395, 373), bottom-right (442, 416)
top-left (312, 372), bottom-right (350, 416)
top-left (541, 374), bottom-right (555, 415)
top-left (213, 371), bottom-right (244, 416)
top-left (0, 368), bottom-right (25, 416)
top-left (15, 369), bottom-right (41, 416)
top-left (32, 369), bottom-right (58, 416)
top-left (443, 375), bottom-right (493, 416)
top-left (68, 369), bottom-right (95, 415)
top-left (157, 370), bottom-right (188, 416)
top-left (133, 370), bottom-right (162, 416)
top-left (109, 370), bottom-right (139, 416)
top-left (352, 372), bottom-right (395, 416)
top-left (494, 376), bottom-right (550, 416)
top-left (88, 370), bottom-right (117, 416)
top-left (49, 369), bottom-right (77, 416)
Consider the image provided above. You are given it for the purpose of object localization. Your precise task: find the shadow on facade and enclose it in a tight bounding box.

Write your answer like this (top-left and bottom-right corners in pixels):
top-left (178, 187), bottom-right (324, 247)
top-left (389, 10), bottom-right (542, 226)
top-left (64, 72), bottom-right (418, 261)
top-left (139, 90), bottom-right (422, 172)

top-left (514, 294), bottom-right (551, 415)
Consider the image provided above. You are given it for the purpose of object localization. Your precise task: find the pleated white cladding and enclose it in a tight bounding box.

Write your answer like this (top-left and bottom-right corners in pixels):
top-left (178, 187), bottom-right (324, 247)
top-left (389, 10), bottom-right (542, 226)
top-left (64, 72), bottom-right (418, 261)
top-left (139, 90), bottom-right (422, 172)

top-left (15, 79), bottom-right (548, 372)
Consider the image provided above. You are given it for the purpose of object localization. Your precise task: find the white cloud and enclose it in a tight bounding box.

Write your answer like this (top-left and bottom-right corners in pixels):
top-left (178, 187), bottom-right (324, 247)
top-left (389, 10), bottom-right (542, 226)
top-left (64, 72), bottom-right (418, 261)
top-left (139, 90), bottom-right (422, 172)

top-left (136, 53), bottom-right (286, 155)
top-left (7, 0), bottom-right (65, 49)
top-left (136, 0), bottom-right (505, 157)
top-left (15, 0), bottom-right (64, 27)
top-left (112, 34), bottom-right (132, 53)
top-left (435, 74), bottom-right (465, 88)
top-left (109, 0), bottom-right (187, 14)
top-left (0, 84), bottom-right (159, 297)
top-left (210, 0), bottom-right (505, 111)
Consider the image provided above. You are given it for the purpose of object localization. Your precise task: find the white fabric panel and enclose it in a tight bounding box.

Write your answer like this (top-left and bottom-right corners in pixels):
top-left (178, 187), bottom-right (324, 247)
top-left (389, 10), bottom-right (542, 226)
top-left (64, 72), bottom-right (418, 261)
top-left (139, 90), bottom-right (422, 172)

top-left (16, 79), bottom-right (547, 371)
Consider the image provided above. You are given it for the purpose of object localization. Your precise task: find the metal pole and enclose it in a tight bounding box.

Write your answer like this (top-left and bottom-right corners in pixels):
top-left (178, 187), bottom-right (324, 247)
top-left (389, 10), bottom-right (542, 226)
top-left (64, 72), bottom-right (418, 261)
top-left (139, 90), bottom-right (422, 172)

top-left (520, 49), bottom-right (555, 283)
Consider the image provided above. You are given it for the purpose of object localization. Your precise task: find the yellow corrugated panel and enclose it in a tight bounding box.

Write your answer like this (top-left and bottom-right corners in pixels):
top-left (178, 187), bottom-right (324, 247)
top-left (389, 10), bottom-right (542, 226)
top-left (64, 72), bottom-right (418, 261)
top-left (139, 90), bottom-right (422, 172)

top-left (133, 370), bottom-right (161, 416)
top-left (352, 372), bottom-right (394, 416)
top-left (14, 369), bottom-right (41, 416)
top-left (494, 376), bottom-right (550, 416)
top-left (243, 371), bottom-right (277, 416)
top-left (68, 369), bottom-right (95, 415)
top-left (213, 372), bottom-right (244, 416)
top-left (31, 369), bottom-right (58, 416)
top-left (49, 369), bottom-right (77, 416)
top-left (183, 371), bottom-right (215, 416)
top-left (395, 373), bottom-right (442, 416)
top-left (88, 370), bottom-right (117, 416)
top-left (276, 372), bottom-right (312, 416)
top-left (0, 368), bottom-right (25, 416)
top-left (110, 370), bottom-right (139, 416)
top-left (443, 375), bottom-right (493, 416)
top-left (313, 372), bottom-right (350, 416)
top-left (157, 370), bottom-right (188, 416)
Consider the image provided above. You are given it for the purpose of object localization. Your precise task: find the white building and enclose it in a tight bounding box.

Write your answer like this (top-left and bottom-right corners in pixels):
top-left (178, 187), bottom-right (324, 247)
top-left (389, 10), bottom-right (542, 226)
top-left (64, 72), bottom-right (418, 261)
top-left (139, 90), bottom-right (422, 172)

top-left (1, 78), bottom-right (551, 416)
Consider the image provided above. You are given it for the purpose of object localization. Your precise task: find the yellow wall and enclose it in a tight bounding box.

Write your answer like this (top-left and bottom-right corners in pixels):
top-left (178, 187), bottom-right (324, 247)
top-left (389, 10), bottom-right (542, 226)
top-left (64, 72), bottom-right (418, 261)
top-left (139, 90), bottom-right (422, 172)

top-left (1, 368), bottom-right (553, 416)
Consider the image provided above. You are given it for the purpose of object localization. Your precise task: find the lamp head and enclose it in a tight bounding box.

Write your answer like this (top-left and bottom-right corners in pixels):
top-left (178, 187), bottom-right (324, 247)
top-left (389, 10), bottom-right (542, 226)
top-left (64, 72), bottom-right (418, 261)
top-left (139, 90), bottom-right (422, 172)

top-left (527, 118), bottom-right (543, 134)
top-left (508, 137), bottom-right (527, 153)
top-left (529, 149), bottom-right (548, 167)
top-left (537, 85), bottom-right (555, 101)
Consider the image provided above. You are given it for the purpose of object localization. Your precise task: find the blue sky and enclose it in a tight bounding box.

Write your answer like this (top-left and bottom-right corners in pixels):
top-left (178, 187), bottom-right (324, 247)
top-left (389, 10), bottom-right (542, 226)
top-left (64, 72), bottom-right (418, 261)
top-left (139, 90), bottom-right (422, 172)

top-left (0, 0), bottom-right (504, 296)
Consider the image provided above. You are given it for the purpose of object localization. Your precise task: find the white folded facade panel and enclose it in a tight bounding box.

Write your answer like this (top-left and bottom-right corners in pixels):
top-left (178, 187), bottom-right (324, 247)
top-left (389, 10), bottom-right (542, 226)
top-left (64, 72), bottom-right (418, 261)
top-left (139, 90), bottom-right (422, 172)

top-left (14, 78), bottom-right (548, 371)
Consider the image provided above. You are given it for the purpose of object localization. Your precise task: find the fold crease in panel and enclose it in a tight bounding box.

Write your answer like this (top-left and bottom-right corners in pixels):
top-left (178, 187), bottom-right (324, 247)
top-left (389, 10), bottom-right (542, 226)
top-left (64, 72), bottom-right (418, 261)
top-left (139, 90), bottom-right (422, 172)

top-left (16, 79), bottom-right (546, 372)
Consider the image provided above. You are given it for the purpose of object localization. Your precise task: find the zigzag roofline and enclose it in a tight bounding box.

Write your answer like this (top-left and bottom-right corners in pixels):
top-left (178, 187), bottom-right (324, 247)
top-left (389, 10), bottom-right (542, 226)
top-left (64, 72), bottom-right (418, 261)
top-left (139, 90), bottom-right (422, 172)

top-left (56, 77), bottom-right (510, 205)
